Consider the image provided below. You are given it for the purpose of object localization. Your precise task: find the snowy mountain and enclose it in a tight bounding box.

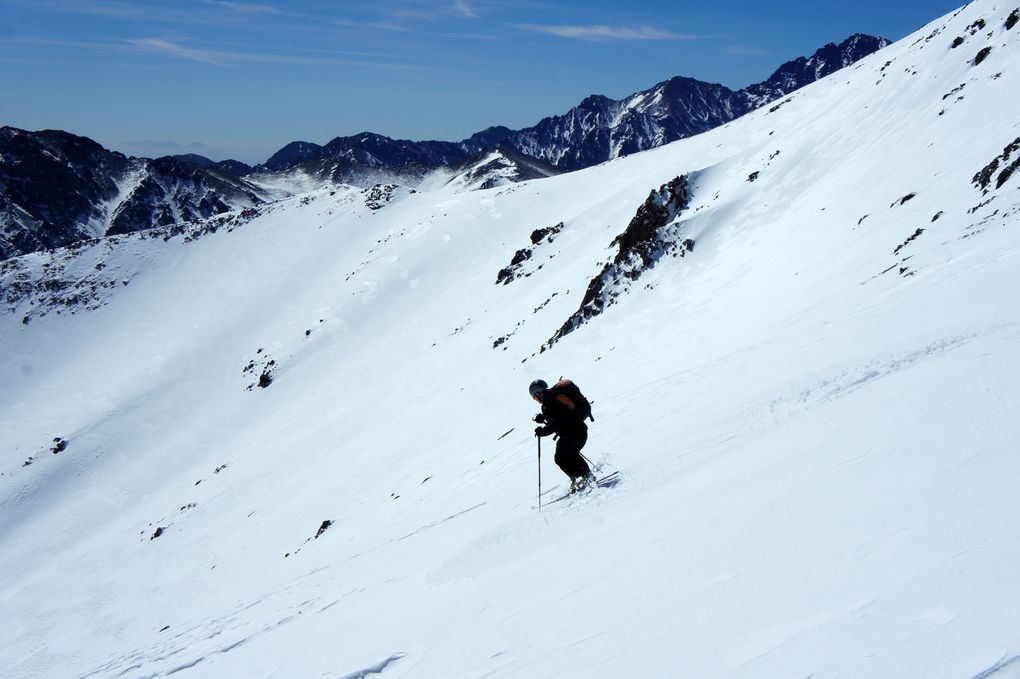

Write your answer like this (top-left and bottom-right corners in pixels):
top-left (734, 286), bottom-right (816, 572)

top-left (263, 33), bottom-right (889, 177)
top-left (3, 3), bottom-right (1020, 678)
top-left (1, 34), bottom-right (884, 261)
top-left (0, 128), bottom-right (266, 259)
top-left (497, 35), bottom-right (891, 171)
top-left (436, 147), bottom-right (561, 192)
top-left (742, 33), bottom-right (893, 105)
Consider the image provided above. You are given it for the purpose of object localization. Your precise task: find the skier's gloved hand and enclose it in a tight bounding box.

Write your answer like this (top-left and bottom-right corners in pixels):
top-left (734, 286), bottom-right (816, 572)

top-left (533, 414), bottom-right (547, 423)
top-left (535, 426), bottom-right (552, 437)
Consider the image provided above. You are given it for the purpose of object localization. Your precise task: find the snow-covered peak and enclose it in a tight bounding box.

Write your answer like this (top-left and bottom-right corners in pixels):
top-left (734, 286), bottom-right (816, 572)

top-left (439, 148), bottom-right (561, 192)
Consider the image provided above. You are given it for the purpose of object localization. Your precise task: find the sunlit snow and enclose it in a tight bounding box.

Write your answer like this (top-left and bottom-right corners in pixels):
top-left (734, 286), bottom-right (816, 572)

top-left (2, 2), bottom-right (1019, 677)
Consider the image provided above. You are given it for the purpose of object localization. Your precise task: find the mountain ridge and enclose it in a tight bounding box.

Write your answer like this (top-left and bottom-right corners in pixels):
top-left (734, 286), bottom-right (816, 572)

top-left (0, 33), bottom-right (888, 260)
top-left (260, 33), bottom-right (890, 175)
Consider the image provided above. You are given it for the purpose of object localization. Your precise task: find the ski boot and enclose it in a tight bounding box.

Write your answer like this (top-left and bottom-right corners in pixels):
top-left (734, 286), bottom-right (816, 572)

top-left (571, 472), bottom-right (596, 493)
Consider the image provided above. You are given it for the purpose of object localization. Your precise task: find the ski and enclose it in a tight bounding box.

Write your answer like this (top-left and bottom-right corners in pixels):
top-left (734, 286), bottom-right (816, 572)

top-left (536, 471), bottom-right (621, 508)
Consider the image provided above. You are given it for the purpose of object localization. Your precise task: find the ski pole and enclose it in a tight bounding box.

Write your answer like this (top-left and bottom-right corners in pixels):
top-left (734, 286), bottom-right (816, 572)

top-left (537, 435), bottom-right (542, 512)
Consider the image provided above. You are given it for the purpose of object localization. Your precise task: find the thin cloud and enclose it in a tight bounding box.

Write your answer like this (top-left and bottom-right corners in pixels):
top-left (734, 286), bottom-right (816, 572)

top-left (1, 36), bottom-right (134, 51)
top-left (381, 0), bottom-right (482, 23)
top-left (41, 1), bottom-right (174, 20)
top-left (452, 0), bottom-right (478, 18)
top-left (23, 0), bottom-right (299, 26)
top-left (129, 38), bottom-right (228, 65)
top-left (513, 23), bottom-right (701, 41)
top-left (203, 0), bottom-right (283, 13)
top-left (128, 38), bottom-right (418, 69)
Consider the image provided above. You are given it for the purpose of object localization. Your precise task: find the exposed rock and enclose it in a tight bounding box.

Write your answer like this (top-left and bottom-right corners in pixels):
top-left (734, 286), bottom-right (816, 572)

top-left (973, 137), bottom-right (1020, 192)
top-left (1, 205), bottom-right (266, 322)
top-left (363, 183), bottom-right (414, 210)
top-left (244, 352), bottom-right (277, 391)
top-left (495, 222), bottom-right (564, 284)
top-left (894, 228), bottom-right (925, 255)
top-left (443, 148), bottom-right (560, 191)
top-left (314, 520), bottom-right (333, 539)
top-left (1, 127), bottom-right (265, 260)
top-left (546, 176), bottom-right (694, 347)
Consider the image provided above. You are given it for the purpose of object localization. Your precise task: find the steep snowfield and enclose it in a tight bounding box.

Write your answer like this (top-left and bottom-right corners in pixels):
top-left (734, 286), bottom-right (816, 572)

top-left (2, 2), bottom-right (1020, 678)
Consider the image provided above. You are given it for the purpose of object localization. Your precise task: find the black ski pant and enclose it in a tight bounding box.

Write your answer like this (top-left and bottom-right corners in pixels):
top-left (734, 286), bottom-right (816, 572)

top-left (554, 427), bottom-right (590, 480)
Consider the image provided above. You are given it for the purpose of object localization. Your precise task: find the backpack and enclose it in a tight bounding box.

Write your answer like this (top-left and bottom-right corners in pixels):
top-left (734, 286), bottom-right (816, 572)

top-left (549, 379), bottom-right (594, 423)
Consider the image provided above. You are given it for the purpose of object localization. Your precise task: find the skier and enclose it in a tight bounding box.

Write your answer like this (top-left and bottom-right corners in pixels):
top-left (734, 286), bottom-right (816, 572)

top-left (529, 378), bottom-right (595, 493)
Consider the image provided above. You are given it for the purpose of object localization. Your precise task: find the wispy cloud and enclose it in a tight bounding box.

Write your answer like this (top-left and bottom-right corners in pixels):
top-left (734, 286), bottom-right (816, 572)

top-left (202, 0), bottom-right (283, 13)
top-left (127, 38), bottom-right (417, 68)
top-left (21, 0), bottom-right (297, 26)
top-left (40, 1), bottom-right (175, 20)
top-left (512, 23), bottom-right (701, 41)
top-left (333, 1), bottom-right (487, 35)
top-left (452, 0), bottom-right (478, 18)
top-left (129, 38), bottom-right (228, 65)
top-left (379, 0), bottom-right (482, 23)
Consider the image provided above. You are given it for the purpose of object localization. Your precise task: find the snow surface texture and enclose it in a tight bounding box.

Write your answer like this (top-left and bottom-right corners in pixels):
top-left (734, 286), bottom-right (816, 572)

top-left (2, 1), bottom-right (1020, 677)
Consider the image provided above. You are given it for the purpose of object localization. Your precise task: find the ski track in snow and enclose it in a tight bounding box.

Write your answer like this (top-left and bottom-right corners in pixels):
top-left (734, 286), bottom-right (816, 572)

top-left (396, 501), bottom-right (487, 541)
top-left (972, 652), bottom-right (1020, 679)
top-left (761, 324), bottom-right (1012, 425)
top-left (78, 573), bottom-right (344, 678)
top-left (726, 599), bottom-right (877, 668)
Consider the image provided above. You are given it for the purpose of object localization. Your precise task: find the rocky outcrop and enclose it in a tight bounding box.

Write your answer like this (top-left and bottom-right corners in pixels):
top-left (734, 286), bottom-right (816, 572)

top-left (546, 176), bottom-right (694, 348)
top-left (973, 137), bottom-right (1020, 193)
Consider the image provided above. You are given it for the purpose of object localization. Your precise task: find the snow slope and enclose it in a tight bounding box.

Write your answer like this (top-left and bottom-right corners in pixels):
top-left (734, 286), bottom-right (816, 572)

top-left (2, 2), bottom-right (1020, 678)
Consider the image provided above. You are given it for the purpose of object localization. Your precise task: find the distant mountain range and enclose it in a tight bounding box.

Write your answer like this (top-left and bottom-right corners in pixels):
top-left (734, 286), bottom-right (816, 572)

top-left (258, 34), bottom-right (889, 176)
top-left (0, 34), bottom-right (888, 260)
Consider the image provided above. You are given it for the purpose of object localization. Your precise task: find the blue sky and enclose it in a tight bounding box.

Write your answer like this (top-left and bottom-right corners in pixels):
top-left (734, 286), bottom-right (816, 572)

top-left (1, 0), bottom-right (963, 164)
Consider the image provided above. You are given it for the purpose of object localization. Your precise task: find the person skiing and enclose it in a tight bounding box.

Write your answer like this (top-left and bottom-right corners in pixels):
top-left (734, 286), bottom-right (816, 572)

top-left (530, 378), bottom-right (595, 493)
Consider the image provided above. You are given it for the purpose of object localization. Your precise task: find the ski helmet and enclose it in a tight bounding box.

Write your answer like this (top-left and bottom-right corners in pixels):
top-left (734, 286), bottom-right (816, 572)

top-left (529, 379), bottom-right (548, 398)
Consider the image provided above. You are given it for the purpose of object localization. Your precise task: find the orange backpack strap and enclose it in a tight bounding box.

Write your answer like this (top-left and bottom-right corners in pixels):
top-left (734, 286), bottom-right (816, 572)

top-left (555, 393), bottom-right (576, 410)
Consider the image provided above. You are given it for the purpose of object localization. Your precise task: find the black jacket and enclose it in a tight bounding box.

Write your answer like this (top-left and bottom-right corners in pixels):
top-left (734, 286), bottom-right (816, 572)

top-left (536, 389), bottom-right (587, 438)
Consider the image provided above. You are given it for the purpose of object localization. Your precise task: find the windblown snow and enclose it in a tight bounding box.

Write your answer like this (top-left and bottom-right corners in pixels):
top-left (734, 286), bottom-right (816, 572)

top-left (2, 2), bottom-right (1019, 678)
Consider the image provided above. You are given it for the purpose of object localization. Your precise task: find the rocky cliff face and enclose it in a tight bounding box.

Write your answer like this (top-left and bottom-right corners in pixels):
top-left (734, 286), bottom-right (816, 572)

top-left (1, 128), bottom-right (133, 259)
top-left (1, 128), bottom-right (266, 259)
top-left (105, 157), bottom-right (265, 236)
top-left (743, 34), bottom-right (892, 105)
